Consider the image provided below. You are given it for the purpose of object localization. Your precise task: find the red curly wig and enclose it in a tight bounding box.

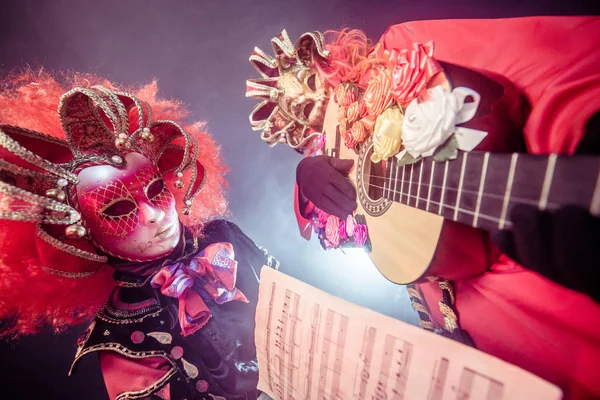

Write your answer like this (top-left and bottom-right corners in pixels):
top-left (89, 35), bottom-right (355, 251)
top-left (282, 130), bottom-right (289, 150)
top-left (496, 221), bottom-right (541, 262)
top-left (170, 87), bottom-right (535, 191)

top-left (0, 70), bottom-right (229, 338)
top-left (315, 29), bottom-right (384, 88)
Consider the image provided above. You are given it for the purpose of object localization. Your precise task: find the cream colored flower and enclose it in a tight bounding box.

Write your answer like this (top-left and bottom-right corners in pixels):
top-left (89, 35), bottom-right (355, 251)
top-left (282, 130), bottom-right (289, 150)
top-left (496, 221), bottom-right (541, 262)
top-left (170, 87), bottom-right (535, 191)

top-left (371, 106), bottom-right (404, 163)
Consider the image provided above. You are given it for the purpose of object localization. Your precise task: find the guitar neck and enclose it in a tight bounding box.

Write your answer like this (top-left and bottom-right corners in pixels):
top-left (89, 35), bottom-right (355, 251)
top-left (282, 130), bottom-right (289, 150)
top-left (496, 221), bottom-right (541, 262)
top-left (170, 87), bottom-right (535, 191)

top-left (382, 151), bottom-right (600, 232)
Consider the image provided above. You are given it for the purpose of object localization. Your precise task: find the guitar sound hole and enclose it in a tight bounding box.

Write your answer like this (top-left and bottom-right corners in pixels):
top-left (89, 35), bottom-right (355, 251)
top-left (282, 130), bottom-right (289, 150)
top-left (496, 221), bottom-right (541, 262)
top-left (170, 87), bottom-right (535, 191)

top-left (357, 138), bottom-right (393, 217)
top-left (362, 147), bottom-right (387, 202)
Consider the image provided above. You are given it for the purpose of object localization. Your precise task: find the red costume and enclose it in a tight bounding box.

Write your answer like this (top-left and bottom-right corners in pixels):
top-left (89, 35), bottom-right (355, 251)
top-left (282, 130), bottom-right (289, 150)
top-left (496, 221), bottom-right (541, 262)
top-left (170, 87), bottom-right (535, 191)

top-left (247, 16), bottom-right (600, 399)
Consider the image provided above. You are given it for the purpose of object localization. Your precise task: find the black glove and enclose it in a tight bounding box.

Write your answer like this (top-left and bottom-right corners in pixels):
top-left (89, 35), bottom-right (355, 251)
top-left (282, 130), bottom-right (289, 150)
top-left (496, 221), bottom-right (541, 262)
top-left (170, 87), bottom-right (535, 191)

top-left (296, 155), bottom-right (357, 219)
top-left (492, 204), bottom-right (600, 303)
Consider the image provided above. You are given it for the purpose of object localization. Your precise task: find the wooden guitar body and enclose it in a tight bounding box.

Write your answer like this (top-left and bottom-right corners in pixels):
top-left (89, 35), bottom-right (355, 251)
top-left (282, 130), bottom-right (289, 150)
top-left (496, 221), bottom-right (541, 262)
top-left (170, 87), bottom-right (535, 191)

top-left (324, 99), bottom-right (510, 284)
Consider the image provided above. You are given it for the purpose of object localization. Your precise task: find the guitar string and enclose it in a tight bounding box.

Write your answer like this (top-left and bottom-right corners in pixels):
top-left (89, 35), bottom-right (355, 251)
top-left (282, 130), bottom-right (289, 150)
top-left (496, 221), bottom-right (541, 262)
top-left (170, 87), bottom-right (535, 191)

top-left (361, 183), bottom-right (513, 227)
top-left (359, 173), bottom-right (559, 208)
top-left (361, 184), bottom-right (514, 227)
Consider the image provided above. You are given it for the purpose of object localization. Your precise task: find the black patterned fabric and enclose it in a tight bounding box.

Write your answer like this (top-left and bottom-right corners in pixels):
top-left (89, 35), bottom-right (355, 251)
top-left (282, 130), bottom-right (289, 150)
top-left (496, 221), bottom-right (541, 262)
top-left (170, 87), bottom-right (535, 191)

top-left (71, 220), bottom-right (270, 400)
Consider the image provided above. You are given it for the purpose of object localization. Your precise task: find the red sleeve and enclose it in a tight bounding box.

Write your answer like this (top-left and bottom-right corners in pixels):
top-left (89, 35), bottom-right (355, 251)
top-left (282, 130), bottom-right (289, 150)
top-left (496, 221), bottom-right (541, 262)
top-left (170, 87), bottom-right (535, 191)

top-left (417, 257), bottom-right (600, 399)
top-left (99, 352), bottom-right (172, 400)
top-left (380, 16), bottom-right (600, 155)
top-left (294, 182), bottom-right (314, 240)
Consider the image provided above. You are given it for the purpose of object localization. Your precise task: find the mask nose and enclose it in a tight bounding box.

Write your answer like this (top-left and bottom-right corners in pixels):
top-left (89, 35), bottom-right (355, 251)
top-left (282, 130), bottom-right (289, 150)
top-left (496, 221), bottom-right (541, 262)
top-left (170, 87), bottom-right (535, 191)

top-left (140, 202), bottom-right (165, 226)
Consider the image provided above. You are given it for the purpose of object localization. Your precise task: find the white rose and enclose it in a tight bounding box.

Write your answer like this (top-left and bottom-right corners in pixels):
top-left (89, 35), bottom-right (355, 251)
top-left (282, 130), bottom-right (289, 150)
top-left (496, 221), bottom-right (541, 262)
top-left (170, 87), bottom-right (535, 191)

top-left (401, 86), bottom-right (458, 158)
top-left (400, 86), bottom-right (487, 158)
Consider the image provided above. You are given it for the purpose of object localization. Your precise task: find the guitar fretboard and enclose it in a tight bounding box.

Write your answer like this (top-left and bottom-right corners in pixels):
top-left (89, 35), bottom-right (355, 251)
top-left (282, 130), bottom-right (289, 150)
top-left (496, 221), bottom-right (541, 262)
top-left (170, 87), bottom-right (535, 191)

top-left (382, 151), bottom-right (600, 232)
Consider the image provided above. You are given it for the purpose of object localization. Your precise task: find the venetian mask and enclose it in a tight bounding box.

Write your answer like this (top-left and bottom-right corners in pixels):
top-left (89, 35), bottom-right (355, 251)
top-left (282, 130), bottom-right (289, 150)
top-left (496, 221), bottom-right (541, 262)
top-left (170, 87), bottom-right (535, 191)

top-left (277, 66), bottom-right (330, 130)
top-left (75, 152), bottom-right (181, 261)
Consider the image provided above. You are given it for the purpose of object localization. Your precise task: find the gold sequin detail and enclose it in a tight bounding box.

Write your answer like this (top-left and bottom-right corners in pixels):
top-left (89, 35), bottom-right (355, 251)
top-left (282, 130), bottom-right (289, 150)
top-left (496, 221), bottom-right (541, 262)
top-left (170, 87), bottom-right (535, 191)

top-left (181, 357), bottom-right (199, 379)
top-left (147, 332), bottom-right (173, 345)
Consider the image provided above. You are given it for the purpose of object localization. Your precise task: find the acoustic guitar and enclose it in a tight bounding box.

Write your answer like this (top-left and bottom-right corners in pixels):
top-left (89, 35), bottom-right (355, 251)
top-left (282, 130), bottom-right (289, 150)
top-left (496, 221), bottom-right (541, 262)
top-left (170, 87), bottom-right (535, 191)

top-left (323, 98), bottom-right (600, 284)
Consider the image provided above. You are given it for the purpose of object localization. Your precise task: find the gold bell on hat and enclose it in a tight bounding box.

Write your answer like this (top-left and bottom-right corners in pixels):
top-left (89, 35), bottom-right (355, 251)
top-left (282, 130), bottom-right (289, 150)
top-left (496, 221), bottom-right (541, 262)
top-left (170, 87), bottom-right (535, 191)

top-left (140, 127), bottom-right (154, 142)
top-left (65, 223), bottom-right (87, 238)
top-left (45, 188), bottom-right (66, 202)
top-left (174, 172), bottom-right (184, 189)
top-left (115, 133), bottom-right (131, 150)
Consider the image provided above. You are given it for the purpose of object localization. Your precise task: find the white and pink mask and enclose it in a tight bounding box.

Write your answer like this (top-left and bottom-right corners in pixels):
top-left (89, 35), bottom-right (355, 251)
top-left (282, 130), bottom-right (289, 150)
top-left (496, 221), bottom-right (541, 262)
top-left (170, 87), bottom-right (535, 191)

top-left (75, 152), bottom-right (181, 261)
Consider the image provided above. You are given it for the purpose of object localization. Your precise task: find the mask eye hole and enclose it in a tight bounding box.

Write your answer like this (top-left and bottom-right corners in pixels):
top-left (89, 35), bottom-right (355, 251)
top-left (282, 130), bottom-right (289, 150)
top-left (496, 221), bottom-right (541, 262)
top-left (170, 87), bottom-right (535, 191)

top-left (303, 102), bottom-right (315, 120)
top-left (146, 178), bottom-right (165, 200)
top-left (306, 73), bottom-right (317, 92)
top-left (101, 199), bottom-right (137, 217)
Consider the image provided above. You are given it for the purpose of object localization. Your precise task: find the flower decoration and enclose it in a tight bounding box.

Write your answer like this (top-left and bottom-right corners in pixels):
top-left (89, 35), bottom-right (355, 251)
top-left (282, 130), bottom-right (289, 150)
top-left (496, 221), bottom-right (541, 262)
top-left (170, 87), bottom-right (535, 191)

top-left (346, 215), bottom-right (356, 236)
top-left (344, 129), bottom-right (357, 149)
top-left (316, 208), bottom-right (330, 226)
top-left (347, 100), bottom-right (366, 124)
top-left (371, 106), bottom-right (404, 163)
top-left (353, 224), bottom-right (368, 247)
top-left (334, 83), bottom-right (358, 108)
top-left (350, 121), bottom-right (368, 144)
top-left (311, 210), bottom-right (369, 251)
top-left (389, 41), bottom-right (442, 107)
top-left (325, 215), bottom-right (341, 247)
top-left (339, 117), bottom-right (349, 134)
top-left (363, 68), bottom-right (394, 117)
top-left (337, 104), bottom-right (347, 121)
top-left (338, 219), bottom-right (348, 241)
top-left (400, 86), bottom-right (488, 159)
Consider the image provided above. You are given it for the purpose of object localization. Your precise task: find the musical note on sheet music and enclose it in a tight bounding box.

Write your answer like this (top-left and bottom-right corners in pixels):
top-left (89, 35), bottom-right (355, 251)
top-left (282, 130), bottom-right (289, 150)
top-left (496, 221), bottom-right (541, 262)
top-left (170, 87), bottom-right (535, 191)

top-left (254, 268), bottom-right (561, 400)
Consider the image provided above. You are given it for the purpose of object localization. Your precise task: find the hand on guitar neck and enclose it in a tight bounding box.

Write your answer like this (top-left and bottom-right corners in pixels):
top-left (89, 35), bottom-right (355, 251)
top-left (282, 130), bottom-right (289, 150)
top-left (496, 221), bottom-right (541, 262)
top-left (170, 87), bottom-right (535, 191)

top-left (493, 204), bottom-right (600, 303)
top-left (296, 155), bottom-right (357, 219)
top-left (493, 114), bottom-right (600, 303)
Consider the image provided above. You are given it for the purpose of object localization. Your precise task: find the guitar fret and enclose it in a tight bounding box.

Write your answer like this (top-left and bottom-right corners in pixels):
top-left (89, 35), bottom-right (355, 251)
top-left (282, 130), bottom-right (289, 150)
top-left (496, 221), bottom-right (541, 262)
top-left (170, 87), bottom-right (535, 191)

top-left (383, 157), bottom-right (390, 199)
top-left (538, 154), bottom-right (557, 210)
top-left (399, 164), bottom-right (406, 203)
top-left (387, 156), bottom-right (396, 200)
top-left (408, 164), bottom-right (414, 207)
top-left (453, 152), bottom-right (468, 221)
top-left (590, 169), bottom-right (600, 216)
top-left (498, 153), bottom-right (519, 229)
top-left (439, 161), bottom-right (449, 216)
top-left (394, 159), bottom-right (400, 202)
top-left (427, 160), bottom-right (435, 212)
top-left (416, 160), bottom-right (424, 209)
top-left (473, 152), bottom-right (490, 227)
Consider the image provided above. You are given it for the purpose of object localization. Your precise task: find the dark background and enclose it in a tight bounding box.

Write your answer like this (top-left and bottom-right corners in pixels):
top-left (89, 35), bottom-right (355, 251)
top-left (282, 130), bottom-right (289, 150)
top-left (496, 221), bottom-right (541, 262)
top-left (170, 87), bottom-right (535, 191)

top-left (0, 0), bottom-right (597, 398)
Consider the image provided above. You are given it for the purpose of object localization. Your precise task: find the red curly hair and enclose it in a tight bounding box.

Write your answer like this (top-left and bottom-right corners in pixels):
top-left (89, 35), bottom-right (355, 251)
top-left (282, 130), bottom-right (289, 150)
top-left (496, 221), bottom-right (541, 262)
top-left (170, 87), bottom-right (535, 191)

top-left (0, 70), bottom-right (228, 338)
top-left (314, 29), bottom-right (384, 88)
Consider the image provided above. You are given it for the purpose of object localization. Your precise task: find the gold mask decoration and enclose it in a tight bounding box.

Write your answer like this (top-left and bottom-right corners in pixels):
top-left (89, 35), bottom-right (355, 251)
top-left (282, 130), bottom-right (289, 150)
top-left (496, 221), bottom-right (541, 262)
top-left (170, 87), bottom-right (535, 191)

top-left (246, 30), bottom-right (331, 151)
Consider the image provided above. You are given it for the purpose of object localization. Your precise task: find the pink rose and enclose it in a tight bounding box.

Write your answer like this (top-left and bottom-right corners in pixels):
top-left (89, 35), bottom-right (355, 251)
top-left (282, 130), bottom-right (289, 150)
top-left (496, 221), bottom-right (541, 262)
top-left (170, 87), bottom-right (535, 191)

top-left (316, 209), bottom-right (330, 225)
top-left (363, 68), bottom-right (394, 117)
top-left (389, 41), bottom-right (442, 106)
top-left (353, 224), bottom-right (368, 247)
top-left (345, 215), bottom-right (356, 236)
top-left (325, 215), bottom-right (341, 247)
top-left (338, 219), bottom-right (348, 241)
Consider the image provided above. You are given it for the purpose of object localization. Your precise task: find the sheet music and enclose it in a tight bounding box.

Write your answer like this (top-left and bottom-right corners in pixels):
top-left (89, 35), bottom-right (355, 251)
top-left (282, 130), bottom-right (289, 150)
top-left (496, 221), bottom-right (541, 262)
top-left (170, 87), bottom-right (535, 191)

top-left (254, 268), bottom-right (562, 400)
